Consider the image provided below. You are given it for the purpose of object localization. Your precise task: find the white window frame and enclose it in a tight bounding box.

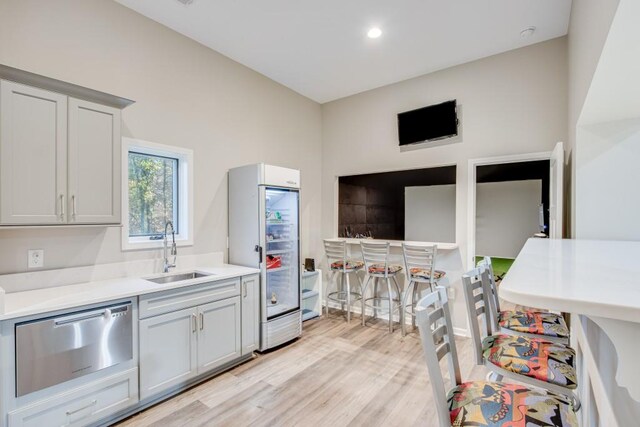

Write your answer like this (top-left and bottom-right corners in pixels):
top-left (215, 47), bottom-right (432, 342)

top-left (122, 137), bottom-right (194, 251)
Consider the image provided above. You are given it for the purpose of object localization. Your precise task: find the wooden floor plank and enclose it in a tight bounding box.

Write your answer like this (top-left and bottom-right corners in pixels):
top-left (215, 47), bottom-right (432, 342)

top-left (116, 316), bottom-right (484, 427)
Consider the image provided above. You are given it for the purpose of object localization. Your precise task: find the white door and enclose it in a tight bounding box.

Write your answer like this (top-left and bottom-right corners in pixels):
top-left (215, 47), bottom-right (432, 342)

top-left (68, 98), bottom-right (121, 224)
top-left (139, 308), bottom-right (198, 400)
top-left (549, 142), bottom-right (564, 239)
top-left (197, 297), bottom-right (241, 375)
top-left (0, 80), bottom-right (67, 224)
top-left (241, 274), bottom-right (260, 355)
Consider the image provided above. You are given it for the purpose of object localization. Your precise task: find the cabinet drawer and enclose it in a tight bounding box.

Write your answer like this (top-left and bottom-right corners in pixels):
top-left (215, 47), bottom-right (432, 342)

top-left (8, 368), bottom-right (138, 427)
top-left (139, 278), bottom-right (241, 319)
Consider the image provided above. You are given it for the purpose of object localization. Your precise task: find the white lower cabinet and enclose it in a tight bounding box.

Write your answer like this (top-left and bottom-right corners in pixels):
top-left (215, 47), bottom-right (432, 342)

top-left (197, 297), bottom-right (241, 374)
top-left (139, 294), bottom-right (244, 400)
top-left (241, 274), bottom-right (260, 355)
top-left (139, 307), bottom-right (198, 400)
top-left (7, 368), bottom-right (138, 427)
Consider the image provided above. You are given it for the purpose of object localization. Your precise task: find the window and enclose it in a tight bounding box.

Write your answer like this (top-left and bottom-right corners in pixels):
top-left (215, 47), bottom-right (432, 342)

top-left (122, 138), bottom-right (193, 250)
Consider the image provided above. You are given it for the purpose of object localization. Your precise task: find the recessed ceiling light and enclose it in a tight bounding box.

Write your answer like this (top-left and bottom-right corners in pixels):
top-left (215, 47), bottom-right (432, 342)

top-left (520, 26), bottom-right (536, 38)
top-left (367, 27), bottom-right (382, 39)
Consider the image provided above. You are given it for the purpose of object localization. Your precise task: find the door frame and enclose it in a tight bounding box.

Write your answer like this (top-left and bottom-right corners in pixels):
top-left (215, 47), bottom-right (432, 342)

top-left (466, 150), bottom-right (554, 270)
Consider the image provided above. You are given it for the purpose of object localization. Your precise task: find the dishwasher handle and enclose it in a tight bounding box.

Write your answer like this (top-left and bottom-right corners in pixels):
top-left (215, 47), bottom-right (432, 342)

top-left (53, 305), bottom-right (126, 326)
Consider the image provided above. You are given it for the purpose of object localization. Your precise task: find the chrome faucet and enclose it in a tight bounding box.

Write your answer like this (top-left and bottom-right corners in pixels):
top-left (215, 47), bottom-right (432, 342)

top-left (163, 220), bottom-right (177, 273)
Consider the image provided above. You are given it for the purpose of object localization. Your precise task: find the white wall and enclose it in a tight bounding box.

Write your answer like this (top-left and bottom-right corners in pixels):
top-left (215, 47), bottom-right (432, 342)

top-left (567, 0), bottom-right (620, 236)
top-left (321, 38), bottom-right (568, 330)
top-left (404, 185), bottom-right (455, 243)
top-left (476, 180), bottom-right (542, 259)
top-left (0, 0), bottom-right (322, 274)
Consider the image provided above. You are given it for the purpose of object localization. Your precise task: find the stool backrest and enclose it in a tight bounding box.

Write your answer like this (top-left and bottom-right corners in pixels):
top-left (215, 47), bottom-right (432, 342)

top-left (461, 266), bottom-right (493, 365)
top-left (360, 241), bottom-right (391, 277)
top-left (477, 256), bottom-right (500, 331)
top-left (323, 239), bottom-right (347, 271)
top-left (402, 243), bottom-right (437, 284)
top-left (416, 286), bottom-right (461, 427)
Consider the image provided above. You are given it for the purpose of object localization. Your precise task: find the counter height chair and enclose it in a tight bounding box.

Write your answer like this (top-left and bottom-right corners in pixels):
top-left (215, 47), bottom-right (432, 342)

top-left (462, 266), bottom-right (580, 410)
top-left (360, 241), bottom-right (403, 333)
top-left (323, 239), bottom-right (363, 323)
top-left (415, 286), bottom-right (579, 427)
top-left (400, 243), bottom-right (446, 336)
top-left (478, 256), bottom-right (570, 345)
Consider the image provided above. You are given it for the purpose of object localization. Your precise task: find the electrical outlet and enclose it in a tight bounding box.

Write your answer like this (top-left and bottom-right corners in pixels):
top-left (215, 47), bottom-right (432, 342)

top-left (28, 249), bottom-right (44, 269)
top-left (447, 287), bottom-right (456, 300)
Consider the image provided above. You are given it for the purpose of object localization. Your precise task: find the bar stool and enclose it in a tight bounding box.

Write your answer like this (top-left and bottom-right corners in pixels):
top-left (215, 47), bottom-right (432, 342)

top-left (478, 256), bottom-right (570, 345)
top-left (415, 287), bottom-right (578, 427)
top-left (462, 266), bottom-right (580, 409)
top-left (400, 243), bottom-right (446, 336)
top-left (323, 239), bottom-right (363, 323)
top-left (360, 241), bottom-right (403, 333)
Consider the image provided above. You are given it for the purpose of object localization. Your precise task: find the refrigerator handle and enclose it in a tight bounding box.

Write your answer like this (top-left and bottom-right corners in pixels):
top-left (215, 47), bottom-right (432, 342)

top-left (255, 245), bottom-right (263, 263)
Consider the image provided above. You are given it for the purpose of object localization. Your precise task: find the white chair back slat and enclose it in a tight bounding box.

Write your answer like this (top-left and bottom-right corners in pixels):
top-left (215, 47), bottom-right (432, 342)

top-left (360, 241), bottom-right (390, 275)
top-left (323, 239), bottom-right (347, 269)
top-left (402, 243), bottom-right (437, 283)
top-left (477, 256), bottom-right (501, 331)
top-left (461, 266), bottom-right (493, 365)
top-left (415, 286), bottom-right (461, 427)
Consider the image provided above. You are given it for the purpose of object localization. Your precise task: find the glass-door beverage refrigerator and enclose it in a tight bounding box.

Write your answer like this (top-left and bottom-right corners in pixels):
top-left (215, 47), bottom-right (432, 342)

top-left (228, 164), bottom-right (301, 351)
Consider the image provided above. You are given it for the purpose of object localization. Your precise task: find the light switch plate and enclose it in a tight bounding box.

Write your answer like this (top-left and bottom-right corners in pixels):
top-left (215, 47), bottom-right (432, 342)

top-left (28, 249), bottom-right (44, 269)
top-left (447, 287), bottom-right (456, 300)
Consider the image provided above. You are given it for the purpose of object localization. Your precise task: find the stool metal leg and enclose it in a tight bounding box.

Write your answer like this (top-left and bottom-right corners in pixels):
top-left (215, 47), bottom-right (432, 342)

top-left (373, 277), bottom-right (379, 320)
top-left (412, 281), bottom-right (419, 329)
top-left (339, 273), bottom-right (345, 313)
top-left (361, 275), bottom-right (371, 326)
top-left (386, 277), bottom-right (394, 333)
top-left (345, 272), bottom-right (352, 323)
top-left (401, 280), bottom-right (415, 337)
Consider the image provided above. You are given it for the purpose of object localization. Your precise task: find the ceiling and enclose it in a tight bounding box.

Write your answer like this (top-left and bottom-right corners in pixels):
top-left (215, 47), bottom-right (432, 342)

top-left (115, 0), bottom-right (572, 103)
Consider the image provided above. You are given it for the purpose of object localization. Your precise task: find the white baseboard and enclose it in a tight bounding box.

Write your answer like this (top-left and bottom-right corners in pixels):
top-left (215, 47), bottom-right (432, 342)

top-left (324, 301), bottom-right (470, 337)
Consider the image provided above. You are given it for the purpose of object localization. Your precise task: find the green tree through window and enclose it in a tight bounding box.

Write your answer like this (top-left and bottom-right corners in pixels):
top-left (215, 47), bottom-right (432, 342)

top-left (128, 152), bottom-right (178, 237)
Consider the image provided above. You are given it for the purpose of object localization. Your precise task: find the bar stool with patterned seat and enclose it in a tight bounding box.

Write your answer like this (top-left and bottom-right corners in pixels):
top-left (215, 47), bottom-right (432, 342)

top-left (360, 241), bottom-right (403, 333)
top-left (400, 243), bottom-right (446, 336)
top-left (479, 256), bottom-right (570, 345)
top-left (323, 239), bottom-right (364, 323)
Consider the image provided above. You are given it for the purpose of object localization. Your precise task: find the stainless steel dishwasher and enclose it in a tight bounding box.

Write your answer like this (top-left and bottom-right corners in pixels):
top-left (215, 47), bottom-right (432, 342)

top-left (15, 302), bottom-right (133, 397)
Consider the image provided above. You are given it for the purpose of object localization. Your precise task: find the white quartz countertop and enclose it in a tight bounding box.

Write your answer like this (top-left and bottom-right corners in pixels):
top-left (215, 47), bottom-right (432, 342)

top-left (0, 264), bottom-right (259, 321)
top-left (500, 238), bottom-right (640, 323)
top-left (325, 238), bottom-right (458, 251)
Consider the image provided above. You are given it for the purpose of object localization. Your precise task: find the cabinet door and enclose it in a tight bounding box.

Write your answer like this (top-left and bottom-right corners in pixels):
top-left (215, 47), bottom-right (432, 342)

top-left (241, 274), bottom-right (260, 355)
top-left (68, 98), bottom-right (121, 224)
top-left (0, 80), bottom-right (67, 224)
top-left (139, 308), bottom-right (197, 400)
top-left (197, 297), bottom-right (241, 375)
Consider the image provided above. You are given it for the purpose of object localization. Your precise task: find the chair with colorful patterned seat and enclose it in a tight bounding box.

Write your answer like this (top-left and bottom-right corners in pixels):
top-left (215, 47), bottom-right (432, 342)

top-left (323, 239), bottom-right (364, 323)
top-left (360, 241), bottom-right (403, 332)
top-left (400, 243), bottom-right (446, 336)
top-left (461, 266), bottom-right (580, 410)
top-left (479, 256), bottom-right (570, 345)
top-left (415, 286), bottom-right (579, 427)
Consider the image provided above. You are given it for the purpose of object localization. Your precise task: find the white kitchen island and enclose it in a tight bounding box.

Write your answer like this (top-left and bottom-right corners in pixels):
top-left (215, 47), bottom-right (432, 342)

top-left (500, 238), bottom-right (640, 427)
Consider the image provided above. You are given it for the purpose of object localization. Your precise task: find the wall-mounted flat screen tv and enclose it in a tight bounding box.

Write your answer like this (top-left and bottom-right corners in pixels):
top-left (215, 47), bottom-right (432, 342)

top-left (398, 100), bottom-right (458, 146)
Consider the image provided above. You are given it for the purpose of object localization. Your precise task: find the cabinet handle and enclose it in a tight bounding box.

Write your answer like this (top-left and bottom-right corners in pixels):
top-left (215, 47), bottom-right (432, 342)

top-left (199, 312), bottom-right (204, 330)
top-left (66, 399), bottom-right (97, 415)
top-left (72, 195), bottom-right (77, 219)
top-left (192, 313), bottom-right (197, 333)
top-left (243, 282), bottom-right (247, 298)
top-left (59, 194), bottom-right (65, 221)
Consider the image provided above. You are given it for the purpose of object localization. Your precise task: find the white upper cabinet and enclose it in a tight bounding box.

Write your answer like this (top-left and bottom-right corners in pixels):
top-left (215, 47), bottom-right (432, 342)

top-left (0, 81), bottom-right (68, 224)
top-left (68, 98), bottom-right (121, 224)
top-left (0, 66), bottom-right (132, 226)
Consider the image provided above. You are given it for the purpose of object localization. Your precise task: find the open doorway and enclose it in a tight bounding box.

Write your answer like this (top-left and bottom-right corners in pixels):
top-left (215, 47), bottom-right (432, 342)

top-left (467, 143), bottom-right (564, 273)
top-left (475, 160), bottom-right (549, 280)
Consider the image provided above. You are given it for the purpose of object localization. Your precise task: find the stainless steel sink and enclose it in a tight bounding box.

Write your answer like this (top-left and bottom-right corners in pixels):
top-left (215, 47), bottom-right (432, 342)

top-left (146, 271), bottom-right (212, 285)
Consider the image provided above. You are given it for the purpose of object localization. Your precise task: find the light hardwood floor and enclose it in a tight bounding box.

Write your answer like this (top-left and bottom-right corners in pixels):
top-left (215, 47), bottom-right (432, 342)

top-left (117, 314), bottom-right (486, 427)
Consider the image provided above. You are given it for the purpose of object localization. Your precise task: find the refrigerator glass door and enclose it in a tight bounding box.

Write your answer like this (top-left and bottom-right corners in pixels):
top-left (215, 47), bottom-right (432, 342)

top-left (264, 187), bottom-right (300, 320)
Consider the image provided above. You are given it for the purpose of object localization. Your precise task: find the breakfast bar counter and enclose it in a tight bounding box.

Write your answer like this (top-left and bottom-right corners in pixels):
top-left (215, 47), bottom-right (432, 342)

top-left (500, 238), bottom-right (640, 427)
